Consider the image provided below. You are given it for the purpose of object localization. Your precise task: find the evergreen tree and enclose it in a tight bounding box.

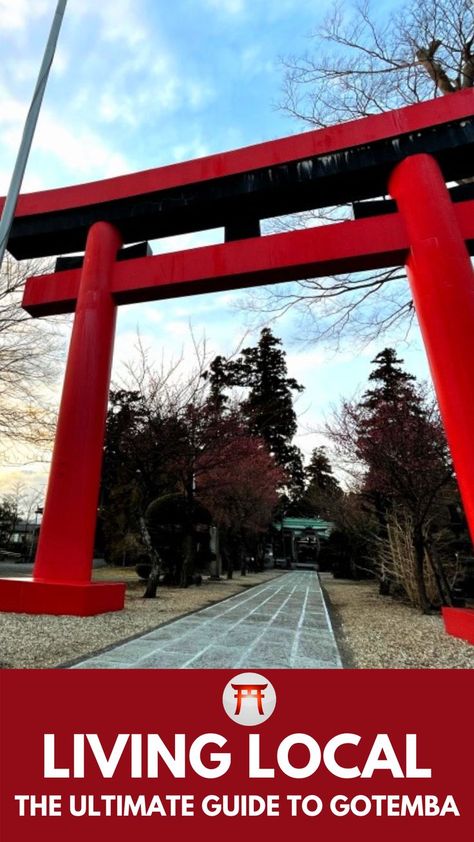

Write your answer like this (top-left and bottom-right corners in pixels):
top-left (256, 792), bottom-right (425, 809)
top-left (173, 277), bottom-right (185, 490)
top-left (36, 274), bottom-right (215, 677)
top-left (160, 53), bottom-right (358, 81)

top-left (202, 355), bottom-right (229, 411)
top-left (102, 389), bottom-right (145, 502)
top-left (305, 447), bottom-right (341, 498)
top-left (0, 497), bottom-right (19, 549)
top-left (208, 328), bottom-right (305, 495)
top-left (101, 389), bottom-right (159, 565)
top-left (356, 349), bottom-right (441, 504)
top-left (361, 348), bottom-right (419, 411)
top-left (291, 446), bottom-right (341, 518)
top-left (354, 349), bottom-right (454, 610)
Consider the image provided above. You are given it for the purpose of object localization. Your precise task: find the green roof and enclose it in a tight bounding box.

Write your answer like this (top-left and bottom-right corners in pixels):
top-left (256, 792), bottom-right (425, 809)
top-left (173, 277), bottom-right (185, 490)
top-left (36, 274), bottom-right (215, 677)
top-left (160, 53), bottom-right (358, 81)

top-left (273, 517), bottom-right (334, 534)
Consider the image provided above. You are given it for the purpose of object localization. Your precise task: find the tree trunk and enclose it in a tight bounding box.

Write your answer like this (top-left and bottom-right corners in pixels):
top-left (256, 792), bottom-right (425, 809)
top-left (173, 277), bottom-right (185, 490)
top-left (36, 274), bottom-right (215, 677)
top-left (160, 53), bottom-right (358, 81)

top-left (139, 516), bottom-right (163, 599)
top-left (143, 563), bottom-right (161, 599)
top-left (379, 578), bottom-right (391, 596)
top-left (222, 545), bottom-right (233, 579)
top-left (378, 540), bottom-right (390, 593)
top-left (412, 524), bottom-right (432, 613)
top-left (424, 538), bottom-right (453, 607)
top-left (180, 531), bottom-right (194, 588)
top-left (209, 526), bottom-right (221, 579)
top-left (180, 480), bottom-right (196, 588)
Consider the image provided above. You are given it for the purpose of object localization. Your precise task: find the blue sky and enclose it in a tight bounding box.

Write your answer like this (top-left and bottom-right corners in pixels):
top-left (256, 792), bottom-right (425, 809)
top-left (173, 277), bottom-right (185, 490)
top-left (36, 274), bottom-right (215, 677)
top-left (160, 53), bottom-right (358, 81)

top-left (1, 0), bottom-right (332, 188)
top-left (0, 0), bottom-right (431, 495)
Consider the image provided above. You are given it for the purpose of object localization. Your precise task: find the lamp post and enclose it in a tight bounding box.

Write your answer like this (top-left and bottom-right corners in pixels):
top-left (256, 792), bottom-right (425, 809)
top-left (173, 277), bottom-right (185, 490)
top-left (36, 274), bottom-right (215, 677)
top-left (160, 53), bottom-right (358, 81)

top-left (29, 506), bottom-right (44, 564)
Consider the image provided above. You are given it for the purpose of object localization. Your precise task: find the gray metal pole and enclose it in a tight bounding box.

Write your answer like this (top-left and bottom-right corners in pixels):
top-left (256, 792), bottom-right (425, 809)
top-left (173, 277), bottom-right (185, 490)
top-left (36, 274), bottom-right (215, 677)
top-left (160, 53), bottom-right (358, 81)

top-left (0, 0), bottom-right (68, 268)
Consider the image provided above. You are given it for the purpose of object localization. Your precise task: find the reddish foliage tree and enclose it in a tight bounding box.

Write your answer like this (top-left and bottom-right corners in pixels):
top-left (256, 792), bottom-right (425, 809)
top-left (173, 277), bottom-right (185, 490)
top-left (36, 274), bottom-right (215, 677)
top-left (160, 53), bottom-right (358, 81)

top-left (326, 349), bottom-right (456, 610)
top-left (102, 343), bottom-right (286, 585)
top-left (197, 434), bottom-right (285, 576)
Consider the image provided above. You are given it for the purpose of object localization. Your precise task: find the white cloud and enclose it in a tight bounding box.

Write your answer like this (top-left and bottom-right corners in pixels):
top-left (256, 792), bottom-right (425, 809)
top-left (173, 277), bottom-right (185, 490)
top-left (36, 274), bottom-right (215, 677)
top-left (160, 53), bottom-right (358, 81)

top-left (76, 26), bottom-right (215, 130)
top-left (170, 138), bottom-right (211, 162)
top-left (286, 347), bottom-right (332, 376)
top-left (186, 80), bottom-right (215, 109)
top-left (112, 322), bottom-right (208, 389)
top-left (97, 91), bottom-right (140, 128)
top-left (152, 228), bottom-right (223, 255)
top-left (33, 108), bottom-right (130, 180)
top-left (150, 76), bottom-right (181, 111)
top-left (240, 44), bottom-right (273, 78)
top-left (97, 63), bottom-right (214, 128)
top-left (3, 56), bottom-right (39, 85)
top-left (164, 320), bottom-right (192, 337)
top-left (0, 0), bottom-right (48, 32)
top-left (0, 84), bottom-right (30, 144)
top-left (0, 466), bottom-right (48, 498)
top-left (67, 0), bottom-right (148, 50)
top-left (51, 44), bottom-right (69, 76)
top-left (0, 81), bottom-right (131, 187)
top-left (141, 307), bottom-right (164, 325)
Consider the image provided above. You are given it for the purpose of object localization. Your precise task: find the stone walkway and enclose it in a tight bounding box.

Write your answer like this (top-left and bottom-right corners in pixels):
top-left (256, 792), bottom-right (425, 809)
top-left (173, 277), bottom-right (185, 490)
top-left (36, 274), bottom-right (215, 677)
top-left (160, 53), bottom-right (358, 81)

top-left (70, 571), bottom-right (342, 669)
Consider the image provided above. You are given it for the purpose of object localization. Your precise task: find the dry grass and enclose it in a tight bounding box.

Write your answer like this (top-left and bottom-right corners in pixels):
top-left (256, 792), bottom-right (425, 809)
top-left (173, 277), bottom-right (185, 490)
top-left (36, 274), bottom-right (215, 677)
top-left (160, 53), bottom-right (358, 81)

top-left (322, 576), bottom-right (474, 669)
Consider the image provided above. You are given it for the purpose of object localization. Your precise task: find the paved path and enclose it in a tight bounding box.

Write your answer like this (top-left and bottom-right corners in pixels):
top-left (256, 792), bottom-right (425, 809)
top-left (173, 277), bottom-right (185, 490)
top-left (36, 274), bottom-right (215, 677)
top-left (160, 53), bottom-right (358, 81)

top-left (71, 572), bottom-right (342, 669)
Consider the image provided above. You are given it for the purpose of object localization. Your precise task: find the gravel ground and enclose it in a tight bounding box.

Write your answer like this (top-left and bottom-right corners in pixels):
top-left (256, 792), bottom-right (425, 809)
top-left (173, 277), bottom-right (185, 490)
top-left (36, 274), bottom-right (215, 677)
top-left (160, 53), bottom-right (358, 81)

top-left (322, 575), bottom-right (474, 669)
top-left (3, 568), bottom-right (472, 670)
top-left (0, 568), bottom-right (284, 669)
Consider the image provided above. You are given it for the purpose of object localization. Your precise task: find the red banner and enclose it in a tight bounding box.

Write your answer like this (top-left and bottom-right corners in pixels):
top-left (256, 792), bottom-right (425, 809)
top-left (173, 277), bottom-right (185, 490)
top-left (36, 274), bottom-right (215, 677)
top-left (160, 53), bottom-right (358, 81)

top-left (0, 669), bottom-right (472, 841)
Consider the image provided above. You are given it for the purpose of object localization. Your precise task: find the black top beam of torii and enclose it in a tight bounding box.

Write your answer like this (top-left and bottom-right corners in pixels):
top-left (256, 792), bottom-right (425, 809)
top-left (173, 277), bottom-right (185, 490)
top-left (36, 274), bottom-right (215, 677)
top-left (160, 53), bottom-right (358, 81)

top-left (1, 89), bottom-right (473, 263)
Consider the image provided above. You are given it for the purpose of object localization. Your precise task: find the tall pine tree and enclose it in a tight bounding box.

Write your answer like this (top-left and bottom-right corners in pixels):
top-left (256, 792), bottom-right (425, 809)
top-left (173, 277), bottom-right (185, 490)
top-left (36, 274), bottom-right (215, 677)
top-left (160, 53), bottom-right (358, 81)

top-left (361, 348), bottom-right (419, 411)
top-left (305, 447), bottom-right (341, 497)
top-left (292, 446), bottom-right (341, 518)
top-left (207, 328), bottom-right (305, 496)
top-left (354, 348), bottom-right (454, 611)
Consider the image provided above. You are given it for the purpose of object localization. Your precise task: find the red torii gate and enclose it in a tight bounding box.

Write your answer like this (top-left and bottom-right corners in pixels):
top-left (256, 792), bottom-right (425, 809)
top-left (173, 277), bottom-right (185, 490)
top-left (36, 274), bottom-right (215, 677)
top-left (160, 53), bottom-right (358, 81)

top-left (231, 683), bottom-right (268, 716)
top-left (0, 90), bottom-right (473, 642)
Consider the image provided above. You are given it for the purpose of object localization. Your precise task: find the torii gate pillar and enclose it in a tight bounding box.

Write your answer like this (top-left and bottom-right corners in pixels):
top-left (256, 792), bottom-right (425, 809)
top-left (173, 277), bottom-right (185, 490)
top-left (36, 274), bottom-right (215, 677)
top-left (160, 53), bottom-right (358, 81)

top-left (390, 154), bottom-right (474, 640)
top-left (0, 221), bottom-right (126, 615)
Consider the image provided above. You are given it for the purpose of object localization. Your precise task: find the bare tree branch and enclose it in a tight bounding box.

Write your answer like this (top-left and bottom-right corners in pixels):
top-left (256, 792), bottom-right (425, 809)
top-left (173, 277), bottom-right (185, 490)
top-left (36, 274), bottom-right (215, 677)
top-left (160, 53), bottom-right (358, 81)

top-left (0, 254), bottom-right (67, 463)
top-left (244, 0), bottom-right (473, 347)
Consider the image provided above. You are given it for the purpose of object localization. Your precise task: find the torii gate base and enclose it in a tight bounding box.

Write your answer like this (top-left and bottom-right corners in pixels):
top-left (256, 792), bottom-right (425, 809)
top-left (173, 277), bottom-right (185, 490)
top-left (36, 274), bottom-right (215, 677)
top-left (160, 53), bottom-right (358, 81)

top-left (0, 91), bottom-right (473, 628)
top-left (0, 578), bottom-right (125, 616)
top-left (442, 608), bottom-right (474, 645)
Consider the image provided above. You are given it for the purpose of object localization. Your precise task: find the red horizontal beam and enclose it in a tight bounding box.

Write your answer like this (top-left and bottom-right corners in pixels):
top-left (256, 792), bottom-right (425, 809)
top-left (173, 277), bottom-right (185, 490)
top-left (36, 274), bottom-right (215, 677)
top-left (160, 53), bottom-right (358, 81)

top-left (4, 89), bottom-right (474, 219)
top-left (22, 199), bottom-right (474, 317)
